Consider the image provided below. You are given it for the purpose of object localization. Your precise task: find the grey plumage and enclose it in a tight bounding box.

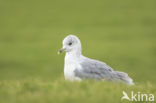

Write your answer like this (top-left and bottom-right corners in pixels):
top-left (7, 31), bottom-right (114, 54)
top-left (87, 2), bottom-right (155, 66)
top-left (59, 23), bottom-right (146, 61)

top-left (74, 57), bottom-right (133, 84)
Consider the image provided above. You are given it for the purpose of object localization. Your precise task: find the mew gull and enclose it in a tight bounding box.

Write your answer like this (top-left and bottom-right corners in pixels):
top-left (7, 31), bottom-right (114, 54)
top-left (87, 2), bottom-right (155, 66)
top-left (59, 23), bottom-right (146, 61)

top-left (58, 35), bottom-right (134, 85)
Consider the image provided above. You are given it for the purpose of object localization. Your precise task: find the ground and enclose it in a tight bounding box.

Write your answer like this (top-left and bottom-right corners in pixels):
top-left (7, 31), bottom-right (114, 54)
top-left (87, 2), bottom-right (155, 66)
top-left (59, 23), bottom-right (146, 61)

top-left (0, 0), bottom-right (156, 103)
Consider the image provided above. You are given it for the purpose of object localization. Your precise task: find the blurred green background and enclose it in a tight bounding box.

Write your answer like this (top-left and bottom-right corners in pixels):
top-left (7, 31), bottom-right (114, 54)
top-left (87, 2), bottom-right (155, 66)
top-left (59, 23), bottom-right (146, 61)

top-left (0, 0), bottom-right (156, 103)
top-left (0, 0), bottom-right (156, 84)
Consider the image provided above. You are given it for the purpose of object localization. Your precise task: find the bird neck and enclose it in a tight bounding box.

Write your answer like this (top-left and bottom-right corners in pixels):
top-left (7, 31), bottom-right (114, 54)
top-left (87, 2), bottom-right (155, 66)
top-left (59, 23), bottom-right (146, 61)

top-left (66, 49), bottom-right (82, 58)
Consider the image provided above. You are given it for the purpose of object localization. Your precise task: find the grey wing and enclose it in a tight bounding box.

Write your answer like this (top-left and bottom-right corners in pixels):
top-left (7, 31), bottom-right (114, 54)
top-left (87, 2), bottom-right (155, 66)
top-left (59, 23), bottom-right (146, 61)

top-left (74, 58), bottom-right (115, 80)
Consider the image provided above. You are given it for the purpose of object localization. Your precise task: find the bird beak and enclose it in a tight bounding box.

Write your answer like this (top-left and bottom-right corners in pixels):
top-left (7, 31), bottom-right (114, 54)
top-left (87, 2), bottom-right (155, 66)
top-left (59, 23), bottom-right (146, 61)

top-left (58, 48), bottom-right (66, 54)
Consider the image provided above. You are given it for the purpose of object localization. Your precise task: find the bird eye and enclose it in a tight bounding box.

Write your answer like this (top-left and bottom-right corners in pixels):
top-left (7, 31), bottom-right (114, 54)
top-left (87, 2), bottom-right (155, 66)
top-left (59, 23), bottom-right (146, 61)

top-left (68, 42), bottom-right (72, 46)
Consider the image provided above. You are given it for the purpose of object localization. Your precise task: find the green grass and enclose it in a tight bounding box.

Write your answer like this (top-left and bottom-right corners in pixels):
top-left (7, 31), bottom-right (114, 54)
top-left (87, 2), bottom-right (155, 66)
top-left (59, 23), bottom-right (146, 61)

top-left (0, 79), bottom-right (155, 103)
top-left (0, 0), bottom-right (156, 102)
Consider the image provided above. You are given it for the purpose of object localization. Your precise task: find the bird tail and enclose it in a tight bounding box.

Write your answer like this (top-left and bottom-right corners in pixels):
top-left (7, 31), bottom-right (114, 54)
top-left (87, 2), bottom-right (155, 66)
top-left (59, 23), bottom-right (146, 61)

top-left (113, 71), bottom-right (134, 85)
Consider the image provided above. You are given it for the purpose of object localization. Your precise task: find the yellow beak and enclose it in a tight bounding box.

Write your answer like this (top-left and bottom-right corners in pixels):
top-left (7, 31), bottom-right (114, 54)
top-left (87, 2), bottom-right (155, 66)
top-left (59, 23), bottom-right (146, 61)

top-left (58, 48), bottom-right (65, 54)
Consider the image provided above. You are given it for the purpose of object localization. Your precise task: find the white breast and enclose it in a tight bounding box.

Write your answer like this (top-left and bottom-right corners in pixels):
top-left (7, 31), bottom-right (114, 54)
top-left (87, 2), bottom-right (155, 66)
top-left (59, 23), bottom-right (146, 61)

top-left (64, 54), bottom-right (81, 81)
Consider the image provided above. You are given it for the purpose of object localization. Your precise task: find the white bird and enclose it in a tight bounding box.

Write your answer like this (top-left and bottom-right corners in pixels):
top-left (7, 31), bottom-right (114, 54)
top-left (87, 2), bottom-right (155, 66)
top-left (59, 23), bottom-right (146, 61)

top-left (58, 35), bottom-right (134, 85)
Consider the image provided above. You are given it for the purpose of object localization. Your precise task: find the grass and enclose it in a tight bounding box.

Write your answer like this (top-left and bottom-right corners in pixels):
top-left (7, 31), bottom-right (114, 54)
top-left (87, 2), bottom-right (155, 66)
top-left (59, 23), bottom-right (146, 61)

top-left (0, 0), bottom-right (156, 102)
top-left (0, 79), bottom-right (155, 103)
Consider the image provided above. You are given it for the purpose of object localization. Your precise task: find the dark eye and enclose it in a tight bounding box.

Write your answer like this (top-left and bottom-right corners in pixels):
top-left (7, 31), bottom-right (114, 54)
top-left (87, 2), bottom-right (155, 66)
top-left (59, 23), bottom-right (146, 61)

top-left (68, 42), bottom-right (72, 46)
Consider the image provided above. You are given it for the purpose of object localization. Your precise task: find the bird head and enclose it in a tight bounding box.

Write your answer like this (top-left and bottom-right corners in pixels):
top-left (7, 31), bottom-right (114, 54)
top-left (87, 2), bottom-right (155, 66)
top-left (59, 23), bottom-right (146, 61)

top-left (58, 35), bottom-right (82, 55)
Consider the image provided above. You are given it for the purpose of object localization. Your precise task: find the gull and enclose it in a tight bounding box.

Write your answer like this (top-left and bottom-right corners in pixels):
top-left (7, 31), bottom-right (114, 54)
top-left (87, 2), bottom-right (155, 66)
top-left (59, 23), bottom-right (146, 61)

top-left (58, 35), bottom-right (134, 85)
